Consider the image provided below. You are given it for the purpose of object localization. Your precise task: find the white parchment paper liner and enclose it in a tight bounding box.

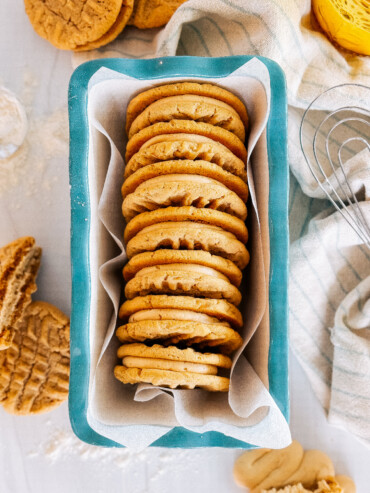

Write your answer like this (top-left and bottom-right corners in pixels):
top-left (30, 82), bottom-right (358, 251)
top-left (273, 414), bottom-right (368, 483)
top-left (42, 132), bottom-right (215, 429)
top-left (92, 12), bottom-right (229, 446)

top-left (84, 58), bottom-right (291, 450)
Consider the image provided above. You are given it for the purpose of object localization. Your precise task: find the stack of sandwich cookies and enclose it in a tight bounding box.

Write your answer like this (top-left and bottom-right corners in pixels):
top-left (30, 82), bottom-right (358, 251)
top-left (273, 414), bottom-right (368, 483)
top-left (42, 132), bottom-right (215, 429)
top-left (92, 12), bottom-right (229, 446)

top-left (116, 82), bottom-right (250, 392)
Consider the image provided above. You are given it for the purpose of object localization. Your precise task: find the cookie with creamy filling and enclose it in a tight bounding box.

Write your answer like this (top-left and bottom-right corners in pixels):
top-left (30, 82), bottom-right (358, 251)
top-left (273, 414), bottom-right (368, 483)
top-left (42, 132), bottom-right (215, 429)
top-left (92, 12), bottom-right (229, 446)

top-left (128, 95), bottom-right (245, 141)
top-left (122, 174), bottom-right (247, 222)
top-left (124, 134), bottom-right (247, 181)
top-left (125, 120), bottom-right (248, 162)
top-left (123, 249), bottom-right (242, 287)
top-left (121, 160), bottom-right (248, 201)
top-left (124, 264), bottom-right (242, 305)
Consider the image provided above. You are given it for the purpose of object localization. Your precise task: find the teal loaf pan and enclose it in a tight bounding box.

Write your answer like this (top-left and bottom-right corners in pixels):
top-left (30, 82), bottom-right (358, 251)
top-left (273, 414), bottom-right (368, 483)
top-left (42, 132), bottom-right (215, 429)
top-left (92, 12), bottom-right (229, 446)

top-left (68, 56), bottom-right (289, 448)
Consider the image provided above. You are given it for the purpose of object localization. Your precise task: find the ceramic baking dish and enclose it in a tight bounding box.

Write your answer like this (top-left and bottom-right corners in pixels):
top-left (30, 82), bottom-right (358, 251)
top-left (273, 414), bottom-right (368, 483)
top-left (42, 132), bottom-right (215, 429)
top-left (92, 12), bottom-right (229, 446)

top-left (68, 56), bottom-right (289, 448)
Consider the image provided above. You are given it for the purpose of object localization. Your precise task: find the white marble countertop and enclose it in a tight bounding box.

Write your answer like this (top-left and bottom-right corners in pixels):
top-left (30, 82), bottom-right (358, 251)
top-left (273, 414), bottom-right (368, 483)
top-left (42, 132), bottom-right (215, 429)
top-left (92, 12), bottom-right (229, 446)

top-left (0, 2), bottom-right (369, 492)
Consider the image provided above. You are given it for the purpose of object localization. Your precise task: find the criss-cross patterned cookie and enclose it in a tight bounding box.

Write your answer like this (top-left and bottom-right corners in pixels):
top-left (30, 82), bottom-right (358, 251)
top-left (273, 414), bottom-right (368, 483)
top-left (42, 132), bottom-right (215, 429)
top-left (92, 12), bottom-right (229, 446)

top-left (25, 0), bottom-right (123, 50)
top-left (119, 295), bottom-right (243, 329)
top-left (123, 249), bottom-right (242, 287)
top-left (0, 301), bottom-right (70, 415)
top-left (121, 160), bottom-right (249, 201)
top-left (125, 264), bottom-right (242, 305)
top-left (125, 82), bottom-right (248, 133)
top-left (125, 120), bottom-right (248, 162)
top-left (128, 95), bottom-right (245, 141)
top-left (123, 206), bottom-right (248, 244)
top-left (122, 174), bottom-right (248, 222)
top-left (124, 134), bottom-right (247, 181)
top-left (116, 319), bottom-right (243, 354)
top-left (126, 221), bottom-right (250, 269)
top-left (0, 236), bottom-right (42, 350)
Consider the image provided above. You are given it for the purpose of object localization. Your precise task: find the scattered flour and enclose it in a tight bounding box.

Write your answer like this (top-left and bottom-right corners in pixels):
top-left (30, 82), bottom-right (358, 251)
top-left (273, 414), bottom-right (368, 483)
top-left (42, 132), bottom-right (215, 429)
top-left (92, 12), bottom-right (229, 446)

top-left (0, 71), bottom-right (68, 198)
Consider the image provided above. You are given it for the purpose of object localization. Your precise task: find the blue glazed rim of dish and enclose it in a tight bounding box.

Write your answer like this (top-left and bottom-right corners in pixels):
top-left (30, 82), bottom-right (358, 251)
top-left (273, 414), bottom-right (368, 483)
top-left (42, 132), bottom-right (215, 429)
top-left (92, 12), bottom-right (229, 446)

top-left (68, 55), bottom-right (289, 448)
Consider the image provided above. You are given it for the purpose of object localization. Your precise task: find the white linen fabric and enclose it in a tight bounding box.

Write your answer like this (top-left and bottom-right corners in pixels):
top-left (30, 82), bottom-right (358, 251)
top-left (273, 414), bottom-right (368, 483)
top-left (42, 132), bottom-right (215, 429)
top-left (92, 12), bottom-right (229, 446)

top-left (74, 0), bottom-right (370, 445)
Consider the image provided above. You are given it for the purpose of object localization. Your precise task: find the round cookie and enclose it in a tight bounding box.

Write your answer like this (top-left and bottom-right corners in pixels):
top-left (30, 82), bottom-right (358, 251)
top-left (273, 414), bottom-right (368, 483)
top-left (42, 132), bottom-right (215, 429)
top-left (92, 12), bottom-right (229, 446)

top-left (0, 236), bottom-right (42, 350)
top-left (123, 250), bottom-right (242, 286)
top-left (25, 0), bottom-right (123, 50)
top-left (122, 175), bottom-right (248, 222)
top-left (114, 365), bottom-right (230, 392)
top-left (234, 441), bottom-right (305, 491)
top-left (123, 206), bottom-right (249, 244)
top-left (116, 319), bottom-right (243, 354)
top-left (125, 82), bottom-right (249, 133)
top-left (74, 0), bottom-right (134, 51)
top-left (118, 343), bottom-right (232, 368)
top-left (129, 309), bottom-right (231, 326)
top-left (119, 295), bottom-right (243, 328)
top-left (125, 120), bottom-right (248, 163)
top-left (121, 160), bottom-right (249, 201)
top-left (126, 221), bottom-right (250, 269)
top-left (124, 265), bottom-right (242, 305)
top-left (124, 134), bottom-right (247, 181)
top-left (128, 95), bottom-right (245, 141)
top-left (0, 301), bottom-right (70, 415)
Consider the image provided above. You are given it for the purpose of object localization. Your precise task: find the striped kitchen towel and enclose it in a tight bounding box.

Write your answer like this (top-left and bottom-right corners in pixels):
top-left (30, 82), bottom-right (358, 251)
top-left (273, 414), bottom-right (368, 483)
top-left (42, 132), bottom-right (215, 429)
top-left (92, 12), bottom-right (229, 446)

top-left (74, 0), bottom-right (370, 445)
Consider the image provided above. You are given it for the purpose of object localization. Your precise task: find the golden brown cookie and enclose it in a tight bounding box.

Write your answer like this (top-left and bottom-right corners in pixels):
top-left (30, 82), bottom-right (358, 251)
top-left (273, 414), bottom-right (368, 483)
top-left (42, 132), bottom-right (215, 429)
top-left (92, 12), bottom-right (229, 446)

top-left (124, 134), bottom-right (247, 181)
top-left (124, 264), bottom-right (242, 305)
top-left (123, 206), bottom-right (248, 244)
top-left (118, 343), bottom-right (232, 368)
top-left (116, 319), bottom-right (243, 354)
top-left (0, 236), bottom-right (42, 350)
top-left (126, 221), bottom-right (250, 269)
top-left (0, 301), bottom-right (70, 415)
top-left (114, 365), bottom-right (230, 391)
top-left (74, 0), bottom-right (134, 51)
top-left (233, 441), bottom-right (305, 492)
top-left (121, 160), bottom-right (249, 201)
top-left (128, 95), bottom-right (245, 141)
top-left (119, 295), bottom-right (243, 328)
top-left (121, 174), bottom-right (248, 222)
top-left (24, 0), bottom-right (123, 50)
top-left (128, 0), bottom-right (187, 29)
top-left (123, 249), bottom-right (242, 287)
top-left (125, 120), bottom-right (248, 162)
top-left (125, 82), bottom-right (248, 132)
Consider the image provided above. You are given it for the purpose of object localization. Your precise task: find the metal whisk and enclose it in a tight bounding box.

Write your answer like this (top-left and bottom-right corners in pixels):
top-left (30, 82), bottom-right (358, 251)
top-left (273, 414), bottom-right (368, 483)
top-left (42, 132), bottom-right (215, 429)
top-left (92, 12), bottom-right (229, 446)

top-left (300, 83), bottom-right (370, 249)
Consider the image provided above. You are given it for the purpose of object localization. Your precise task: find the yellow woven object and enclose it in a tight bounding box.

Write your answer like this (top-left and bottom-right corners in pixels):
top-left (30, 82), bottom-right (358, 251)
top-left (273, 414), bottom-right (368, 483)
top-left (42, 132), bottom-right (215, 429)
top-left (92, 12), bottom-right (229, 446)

top-left (313, 0), bottom-right (370, 56)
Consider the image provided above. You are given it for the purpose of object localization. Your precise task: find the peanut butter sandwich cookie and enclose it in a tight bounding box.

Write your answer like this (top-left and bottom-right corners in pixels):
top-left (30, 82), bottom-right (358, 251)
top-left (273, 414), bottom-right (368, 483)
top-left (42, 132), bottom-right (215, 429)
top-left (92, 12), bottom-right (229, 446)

top-left (128, 0), bottom-right (187, 30)
top-left (122, 174), bottom-right (248, 222)
top-left (119, 295), bottom-right (243, 328)
top-left (126, 221), bottom-right (250, 269)
top-left (123, 206), bottom-right (248, 244)
top-left (123, 250), bottom-right (242, 286)
top-left (121, 160), bottom-right (249, 201)
top-left (128, 95), bottom-right (245, 141)
top-left (126, 82), bottom-right (248, 133)
top-left (25, 0), bottom-right (123, 50)
top-left (124, 264), bottom-right (242, 305)
top-left (116, 319), bottom-right (243, 354)
top-left (125, 120), bottom-right (248, 162)
top-left (0, 301), bottom-right (70, 415)
top-left (0, 236), bottom-right (42, 350)
top-left (114, 366), bottom-right (230, 392)
top-left (124, 134), bottom-right (247, 181)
